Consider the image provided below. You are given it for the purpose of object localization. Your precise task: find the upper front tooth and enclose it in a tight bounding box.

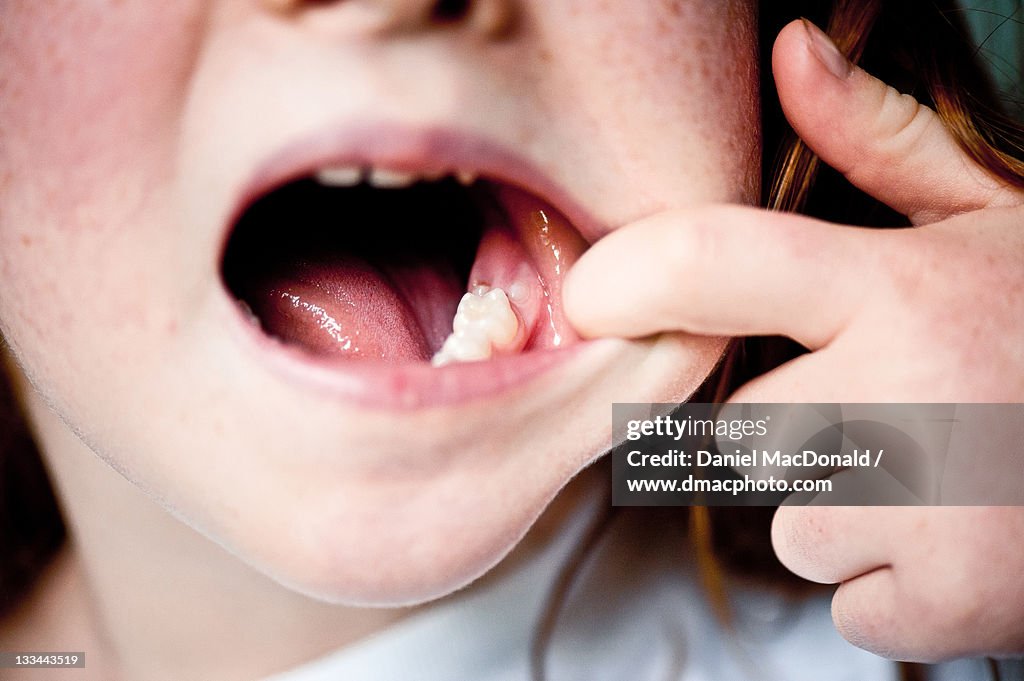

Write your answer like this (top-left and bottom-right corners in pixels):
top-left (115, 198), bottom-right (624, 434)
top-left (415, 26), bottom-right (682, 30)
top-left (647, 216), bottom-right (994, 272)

top-left (456, 170), bottom-right (478, 186)
top-left (368, 168), bottom-right (418, 189)
top-left (316, 166), bottom-right (364, 187)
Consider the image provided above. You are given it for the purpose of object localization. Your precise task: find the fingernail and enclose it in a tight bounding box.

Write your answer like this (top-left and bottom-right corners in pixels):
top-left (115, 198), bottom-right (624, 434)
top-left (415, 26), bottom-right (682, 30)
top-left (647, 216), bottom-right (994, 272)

top-left (801, 18), bottom-right (851, 79)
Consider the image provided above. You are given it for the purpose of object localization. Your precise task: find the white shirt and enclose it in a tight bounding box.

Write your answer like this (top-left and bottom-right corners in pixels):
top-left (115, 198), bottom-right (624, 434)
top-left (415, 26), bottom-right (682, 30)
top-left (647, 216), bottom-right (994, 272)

top-left (259, 495), bottom-right (999, 681)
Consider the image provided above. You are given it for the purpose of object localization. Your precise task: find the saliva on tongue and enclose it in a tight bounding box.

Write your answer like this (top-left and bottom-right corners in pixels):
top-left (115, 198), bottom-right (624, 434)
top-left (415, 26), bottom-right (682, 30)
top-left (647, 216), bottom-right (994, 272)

top-left (250, 254), bottom-right (464, 361)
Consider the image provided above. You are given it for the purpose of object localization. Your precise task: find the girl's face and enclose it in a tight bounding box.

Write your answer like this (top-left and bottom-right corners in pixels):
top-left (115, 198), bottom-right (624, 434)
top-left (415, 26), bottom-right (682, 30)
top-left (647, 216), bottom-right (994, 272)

top-left (0, 1), bottom-right (757, 604)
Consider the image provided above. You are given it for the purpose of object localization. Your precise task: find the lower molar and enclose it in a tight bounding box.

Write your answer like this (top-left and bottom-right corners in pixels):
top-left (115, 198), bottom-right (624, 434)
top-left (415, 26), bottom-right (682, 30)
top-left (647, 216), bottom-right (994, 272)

top-left (431, 286), bottom-right (519, 366)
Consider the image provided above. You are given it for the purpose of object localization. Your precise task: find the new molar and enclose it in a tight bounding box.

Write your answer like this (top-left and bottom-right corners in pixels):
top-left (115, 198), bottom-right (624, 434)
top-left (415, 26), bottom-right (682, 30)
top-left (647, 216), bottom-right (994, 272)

top-left (431, 286), bottom-right (519, 366)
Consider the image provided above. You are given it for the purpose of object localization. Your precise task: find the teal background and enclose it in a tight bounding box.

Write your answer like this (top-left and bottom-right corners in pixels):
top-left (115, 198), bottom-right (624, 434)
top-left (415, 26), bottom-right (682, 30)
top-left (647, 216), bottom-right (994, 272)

top-left (963, 0), bottom-right (1022, 114)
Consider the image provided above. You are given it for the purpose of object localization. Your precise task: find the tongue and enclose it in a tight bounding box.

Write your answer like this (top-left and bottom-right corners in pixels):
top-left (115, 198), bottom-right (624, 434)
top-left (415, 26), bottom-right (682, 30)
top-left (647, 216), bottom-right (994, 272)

top-left (246, 255), bottom-right (462, 361)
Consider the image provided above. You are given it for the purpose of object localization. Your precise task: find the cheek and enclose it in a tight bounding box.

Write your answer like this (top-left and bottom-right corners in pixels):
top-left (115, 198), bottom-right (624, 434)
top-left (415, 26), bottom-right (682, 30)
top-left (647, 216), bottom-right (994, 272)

top-left (0, 2), bottom-right (204, 397)
top-left (0, 2), bottom-right (203, 192)
top-left (531, 0), bottom-right (760, 216)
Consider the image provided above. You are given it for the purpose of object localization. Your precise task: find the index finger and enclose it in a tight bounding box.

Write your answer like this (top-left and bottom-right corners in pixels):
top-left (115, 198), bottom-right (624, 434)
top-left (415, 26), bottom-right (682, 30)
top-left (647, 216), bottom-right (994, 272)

top-left (562, 204), bottom-right (879, 349)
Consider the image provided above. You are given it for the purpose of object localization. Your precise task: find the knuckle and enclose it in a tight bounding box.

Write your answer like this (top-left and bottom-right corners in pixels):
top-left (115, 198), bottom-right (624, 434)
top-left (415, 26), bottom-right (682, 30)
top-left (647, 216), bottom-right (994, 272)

top-left (676, 207), bottom-right (727, 265)
top-left (869, 85), bottom-right (940, 167)
top-left (831, 583), bottom-right (888, 654)
top-left (772, 506), bottom-right (834, 581)
top-left (877, 231), bottom-right (931, 303)
top-left (659, 208), bottom-right (725, 282)
top-left (770, 507), bottom-right (803, 567)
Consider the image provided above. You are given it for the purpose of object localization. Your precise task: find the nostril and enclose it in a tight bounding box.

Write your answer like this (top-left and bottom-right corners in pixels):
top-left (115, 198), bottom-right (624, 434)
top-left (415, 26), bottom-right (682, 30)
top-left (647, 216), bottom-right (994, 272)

top-left (431, 0), bottom-right (471, 22)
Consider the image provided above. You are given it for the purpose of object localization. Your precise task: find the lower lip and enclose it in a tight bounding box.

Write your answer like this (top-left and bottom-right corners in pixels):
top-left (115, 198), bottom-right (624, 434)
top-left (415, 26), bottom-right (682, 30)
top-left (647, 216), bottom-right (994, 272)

top-left (226, 299), bottom-right (594, 410)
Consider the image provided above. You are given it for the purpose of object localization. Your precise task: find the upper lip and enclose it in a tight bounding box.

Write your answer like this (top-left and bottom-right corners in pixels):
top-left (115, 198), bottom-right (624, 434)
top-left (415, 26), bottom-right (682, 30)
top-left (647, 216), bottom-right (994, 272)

top-left (222, 122), bottom-right (605, 260)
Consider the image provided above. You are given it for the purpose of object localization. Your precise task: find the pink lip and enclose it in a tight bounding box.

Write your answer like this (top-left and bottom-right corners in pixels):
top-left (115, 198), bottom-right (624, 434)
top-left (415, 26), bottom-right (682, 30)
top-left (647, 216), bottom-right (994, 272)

top-left (228, 315), bottom-right (592, 409)
top-left (219, 123), bottom-right (605, 409)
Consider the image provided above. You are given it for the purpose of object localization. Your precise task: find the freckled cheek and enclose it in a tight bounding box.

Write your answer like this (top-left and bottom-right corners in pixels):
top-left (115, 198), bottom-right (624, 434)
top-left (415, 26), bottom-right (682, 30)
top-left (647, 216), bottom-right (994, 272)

top-left (0, 3), bottom-right (199, 230)
top-left (531, 1), bottom-right (759, 210)
top-left (2, 46), bottom-right (166, 221)
top-left (0, 189), bottom-right (183, 398)
top-left (0, 15), bottom-right (196, 359)
top-left (0, 11), bottom-right (200, 414)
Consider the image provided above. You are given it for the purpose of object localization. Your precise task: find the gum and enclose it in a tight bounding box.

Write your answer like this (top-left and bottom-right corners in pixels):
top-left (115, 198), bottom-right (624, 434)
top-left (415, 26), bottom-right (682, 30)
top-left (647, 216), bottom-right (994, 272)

top-left (466, 227), bottom-right (543, 351)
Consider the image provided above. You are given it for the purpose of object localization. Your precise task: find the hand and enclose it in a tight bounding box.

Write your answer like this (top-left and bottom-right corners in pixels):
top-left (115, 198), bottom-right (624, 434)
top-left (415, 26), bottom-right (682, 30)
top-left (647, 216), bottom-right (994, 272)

top-left (563, 19), bottom-right (1024, 661)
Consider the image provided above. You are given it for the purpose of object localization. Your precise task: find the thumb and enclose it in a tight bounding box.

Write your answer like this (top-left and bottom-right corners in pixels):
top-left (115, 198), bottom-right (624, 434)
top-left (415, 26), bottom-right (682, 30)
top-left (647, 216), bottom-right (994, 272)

top-left (773, 19), bottom-right (1016, 225)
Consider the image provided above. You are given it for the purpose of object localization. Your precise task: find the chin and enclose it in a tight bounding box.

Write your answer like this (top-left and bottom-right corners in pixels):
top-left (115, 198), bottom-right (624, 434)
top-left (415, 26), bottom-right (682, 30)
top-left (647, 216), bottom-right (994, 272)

top-left (186, 330), bottom-right (725, 606)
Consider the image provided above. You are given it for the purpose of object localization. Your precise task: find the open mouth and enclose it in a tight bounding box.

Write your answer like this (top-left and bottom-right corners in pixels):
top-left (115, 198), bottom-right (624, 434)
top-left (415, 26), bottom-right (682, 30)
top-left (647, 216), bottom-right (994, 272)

top-left (220, 161), bottom-right (588, 379)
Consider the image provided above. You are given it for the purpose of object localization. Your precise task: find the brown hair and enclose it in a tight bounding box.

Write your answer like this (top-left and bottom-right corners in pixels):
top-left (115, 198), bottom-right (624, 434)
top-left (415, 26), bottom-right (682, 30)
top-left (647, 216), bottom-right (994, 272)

top-left (0, 351), bottom-right (64, 617)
